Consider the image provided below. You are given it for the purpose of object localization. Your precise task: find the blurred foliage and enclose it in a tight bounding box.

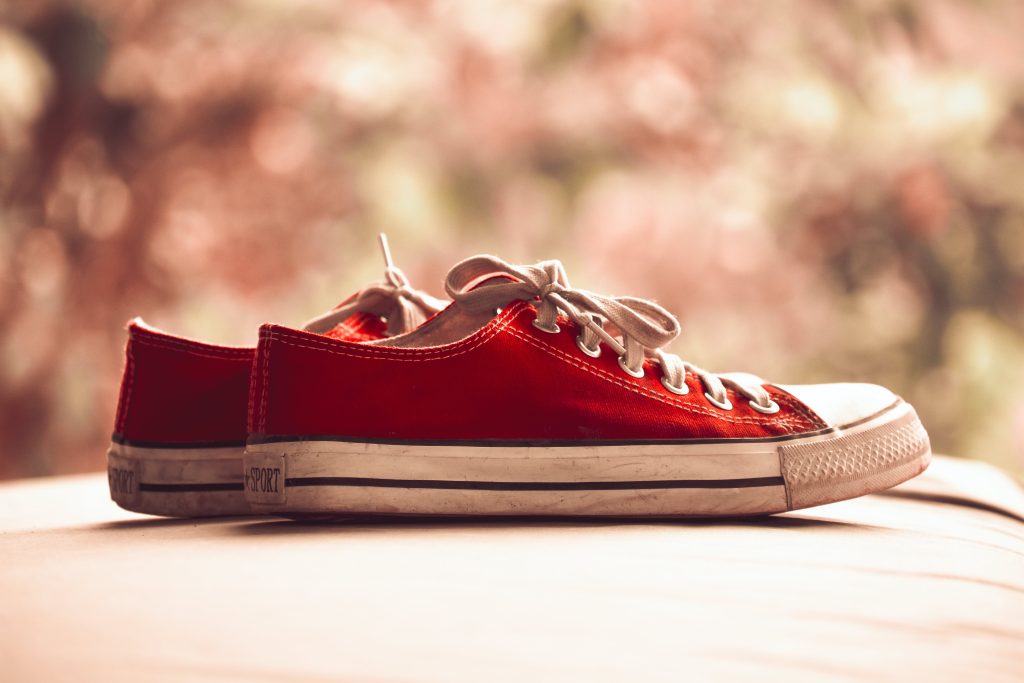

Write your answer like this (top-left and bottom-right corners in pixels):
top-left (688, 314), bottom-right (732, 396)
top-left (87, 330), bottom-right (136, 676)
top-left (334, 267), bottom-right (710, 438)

top-left (1, 0), bottom-right (1023, 478)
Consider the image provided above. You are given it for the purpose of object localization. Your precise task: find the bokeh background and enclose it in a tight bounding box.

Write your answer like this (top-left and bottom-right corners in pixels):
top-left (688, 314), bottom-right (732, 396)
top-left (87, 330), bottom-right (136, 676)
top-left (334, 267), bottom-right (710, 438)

top-left (2, 0), bottom-right (1023, 480)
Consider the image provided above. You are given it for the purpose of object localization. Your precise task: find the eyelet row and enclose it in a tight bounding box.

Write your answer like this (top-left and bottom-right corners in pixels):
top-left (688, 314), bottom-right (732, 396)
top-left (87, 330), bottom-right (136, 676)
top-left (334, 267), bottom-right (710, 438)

top-left (536, 318), bottom-right (643, 379)
top-left (617, 356), bottom-right (644, 378)
top-left (535, 316), bottom-right (779, 415)
top-left (664, 378), bottom-right (777, 414)
top-left (532, 319), bottom-right (561, 335)
top-left (575, 335), bottom-right (601, 358)
top-left (659, 376), bottom-right (689, 395)
top-left (749, 398), bottom-right (780, 414)
top-left (703, 392), bottom-right (732, 410)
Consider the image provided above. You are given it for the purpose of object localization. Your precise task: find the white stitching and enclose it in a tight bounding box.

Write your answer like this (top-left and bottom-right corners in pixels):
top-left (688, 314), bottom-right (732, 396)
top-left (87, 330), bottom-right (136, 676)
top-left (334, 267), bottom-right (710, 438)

top-left (255, 303), bottom-right (812, 435)
top-left (246, 344), bottom-right (257, 434)
top-left (270, 318), bottom-right (511, 358)
top-left (130, 333), bottom-right (253, 361)
top-left (116, 339), bottom-right (136, 433)
top-left (254, 307), bottom-right (524, 433)
top-left (265, 304), bottom-right (527, 362)
top-left (130, 325), bottom-right (254, 355)
top-left (502, 325), bottom-right (809, 431)
top-left (770, 393), bottom-right (823, 429)
top-left (259, 330), bottom-right (272, 433)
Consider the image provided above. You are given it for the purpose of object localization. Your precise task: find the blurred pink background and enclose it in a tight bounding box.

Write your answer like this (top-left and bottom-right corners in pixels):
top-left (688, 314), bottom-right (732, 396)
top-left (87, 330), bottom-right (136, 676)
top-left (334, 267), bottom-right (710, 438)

top-left (2, 0), bottom-right (1023, 479)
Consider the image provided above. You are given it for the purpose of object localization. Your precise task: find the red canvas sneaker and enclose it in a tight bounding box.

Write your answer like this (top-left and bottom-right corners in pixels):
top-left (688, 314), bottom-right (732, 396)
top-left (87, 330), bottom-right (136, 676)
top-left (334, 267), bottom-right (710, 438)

top-left (243, 254), bottom-right (931, 518)
top-left (108, 238), bottom-right (445, 517)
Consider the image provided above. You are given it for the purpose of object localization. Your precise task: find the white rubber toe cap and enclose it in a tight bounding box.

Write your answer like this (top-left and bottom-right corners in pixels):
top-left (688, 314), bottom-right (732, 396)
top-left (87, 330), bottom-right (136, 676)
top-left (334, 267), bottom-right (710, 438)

top-left (774, 383), bottom-right (900, 428)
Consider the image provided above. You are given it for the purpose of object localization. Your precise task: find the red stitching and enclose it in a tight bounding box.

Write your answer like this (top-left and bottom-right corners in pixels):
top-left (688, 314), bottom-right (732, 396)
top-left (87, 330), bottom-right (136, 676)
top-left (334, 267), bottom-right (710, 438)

top-left (339, 316), bottom-right (369, 336)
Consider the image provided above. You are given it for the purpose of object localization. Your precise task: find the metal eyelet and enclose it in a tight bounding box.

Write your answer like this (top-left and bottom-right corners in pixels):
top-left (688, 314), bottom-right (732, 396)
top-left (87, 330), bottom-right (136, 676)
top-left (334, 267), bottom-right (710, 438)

top-left (575, 336), bottom-right (601, 358)
top-left (660, 376), bottom-right (689, 395)
top-left (532, 319), bottom-right (561, 334)
top-left (704, 391), bottom-right (733, 411)
top-left (618, 356), bottom-right (645, 379)
top-left (749, 398), bottom-right (780, 414)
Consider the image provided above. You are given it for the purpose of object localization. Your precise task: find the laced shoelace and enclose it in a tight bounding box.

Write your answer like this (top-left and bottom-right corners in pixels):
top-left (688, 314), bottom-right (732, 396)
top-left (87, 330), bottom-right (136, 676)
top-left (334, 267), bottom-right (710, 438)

top-left (303, 234), bottom-right (447, 336)
top-left (444, 255), bottom-right (780, 414)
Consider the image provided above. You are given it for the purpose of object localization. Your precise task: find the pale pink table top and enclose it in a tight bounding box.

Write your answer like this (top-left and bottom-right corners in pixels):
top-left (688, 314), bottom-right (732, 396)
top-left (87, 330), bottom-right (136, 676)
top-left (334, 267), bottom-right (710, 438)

top-left (1, 456), bottom-right (1022, 682)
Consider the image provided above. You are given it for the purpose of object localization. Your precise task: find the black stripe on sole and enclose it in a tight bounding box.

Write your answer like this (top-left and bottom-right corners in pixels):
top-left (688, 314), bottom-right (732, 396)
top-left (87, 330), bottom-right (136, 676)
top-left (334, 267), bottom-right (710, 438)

top-left (111, 433), bottom-right (246, 449)
top-left (138, 482), bottom-right (244, 493)
top-left (284, 476), bottom-right (785, 491)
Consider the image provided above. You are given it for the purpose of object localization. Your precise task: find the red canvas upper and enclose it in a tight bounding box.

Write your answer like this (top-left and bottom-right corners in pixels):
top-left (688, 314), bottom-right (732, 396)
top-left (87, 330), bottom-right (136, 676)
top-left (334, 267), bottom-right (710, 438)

top-left (113, 312), bottom-right (388, 446)
top-left (249, 301), bottom-right (827, 442)
top-left (113, 322), bottom-right (253, 446)
top-left (320, 312), bottom-right (387, 342)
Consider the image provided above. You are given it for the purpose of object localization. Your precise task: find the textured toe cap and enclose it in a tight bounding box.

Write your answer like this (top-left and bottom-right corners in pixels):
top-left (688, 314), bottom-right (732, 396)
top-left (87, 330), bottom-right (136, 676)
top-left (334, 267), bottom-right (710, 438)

top-left (774, 383), bottom-right (900, 428)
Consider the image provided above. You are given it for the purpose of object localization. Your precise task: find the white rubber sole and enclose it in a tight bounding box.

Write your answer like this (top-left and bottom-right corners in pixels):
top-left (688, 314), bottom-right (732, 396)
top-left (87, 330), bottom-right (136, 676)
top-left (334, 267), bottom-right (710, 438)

top-left (243, 401), bottom-right (931, 517)
top-left (107, 442), bottom-right (250, 517)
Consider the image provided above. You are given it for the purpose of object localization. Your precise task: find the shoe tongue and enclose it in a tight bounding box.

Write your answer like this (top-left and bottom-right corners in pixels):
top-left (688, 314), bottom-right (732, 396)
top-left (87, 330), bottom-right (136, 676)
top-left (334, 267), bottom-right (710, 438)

top-left (303, 278), bottom-right (445, 339)
top-left (306, 289), bottom-right (380, 341)
top-left (364, 275), bottom-right (520, 350)
top-left (305, 234), bottom-right (448, 340)
top-left (313, 259), bottom-right (518, 347)
top-left (327, 274), bottom-right (503, 343)
top-left (321, 310), bottom-right (388, 342)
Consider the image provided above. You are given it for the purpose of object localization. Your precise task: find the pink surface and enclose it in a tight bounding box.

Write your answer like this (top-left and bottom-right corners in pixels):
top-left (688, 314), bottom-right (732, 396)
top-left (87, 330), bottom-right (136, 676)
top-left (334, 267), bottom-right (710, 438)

top-left (1, 456), bottom-right (1021, 682)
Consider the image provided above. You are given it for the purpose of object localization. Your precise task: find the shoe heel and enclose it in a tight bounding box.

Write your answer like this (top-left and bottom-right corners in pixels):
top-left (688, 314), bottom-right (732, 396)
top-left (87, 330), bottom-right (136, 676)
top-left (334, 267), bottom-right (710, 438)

top-left (243, 451), bottom-right (287, 507)
top-left (107, 448), bottom-right (141, 509)
top-left (107, 441), bottom-right (249, 517)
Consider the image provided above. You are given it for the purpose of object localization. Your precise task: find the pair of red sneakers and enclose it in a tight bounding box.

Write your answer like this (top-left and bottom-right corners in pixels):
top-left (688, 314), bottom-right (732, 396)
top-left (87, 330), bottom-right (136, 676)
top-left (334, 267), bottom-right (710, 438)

top-left (108, 237), bottom-right (931, 518)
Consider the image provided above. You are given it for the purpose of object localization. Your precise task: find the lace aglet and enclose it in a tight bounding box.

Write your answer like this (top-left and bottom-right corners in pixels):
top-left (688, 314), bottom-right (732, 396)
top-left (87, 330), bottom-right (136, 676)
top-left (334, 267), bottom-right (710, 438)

top-left (378, 233), bottom-right (395, 270)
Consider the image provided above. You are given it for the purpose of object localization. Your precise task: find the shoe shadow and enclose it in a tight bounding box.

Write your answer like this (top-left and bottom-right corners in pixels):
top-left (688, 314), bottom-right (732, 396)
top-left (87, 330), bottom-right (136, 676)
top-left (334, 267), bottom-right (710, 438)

top-left (232, 512), bottom-right (879, 536)
top-left (93, 515), bottom-right (258, 531)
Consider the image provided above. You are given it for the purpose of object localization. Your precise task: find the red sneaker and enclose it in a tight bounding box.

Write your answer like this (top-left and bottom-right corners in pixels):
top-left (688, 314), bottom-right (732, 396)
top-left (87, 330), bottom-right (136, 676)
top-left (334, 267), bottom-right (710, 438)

top-left (107, 238), bottom-right (444, 517)
top-left (244, 254), bottom-right (931, 517)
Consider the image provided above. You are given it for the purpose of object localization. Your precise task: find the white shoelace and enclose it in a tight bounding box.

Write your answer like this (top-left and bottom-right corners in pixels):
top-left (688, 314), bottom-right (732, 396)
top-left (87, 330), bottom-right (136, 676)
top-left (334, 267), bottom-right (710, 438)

top-left (303, 234), bottom-right (447, 336)
top-left (445, 255), bottom-right (779, 414)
